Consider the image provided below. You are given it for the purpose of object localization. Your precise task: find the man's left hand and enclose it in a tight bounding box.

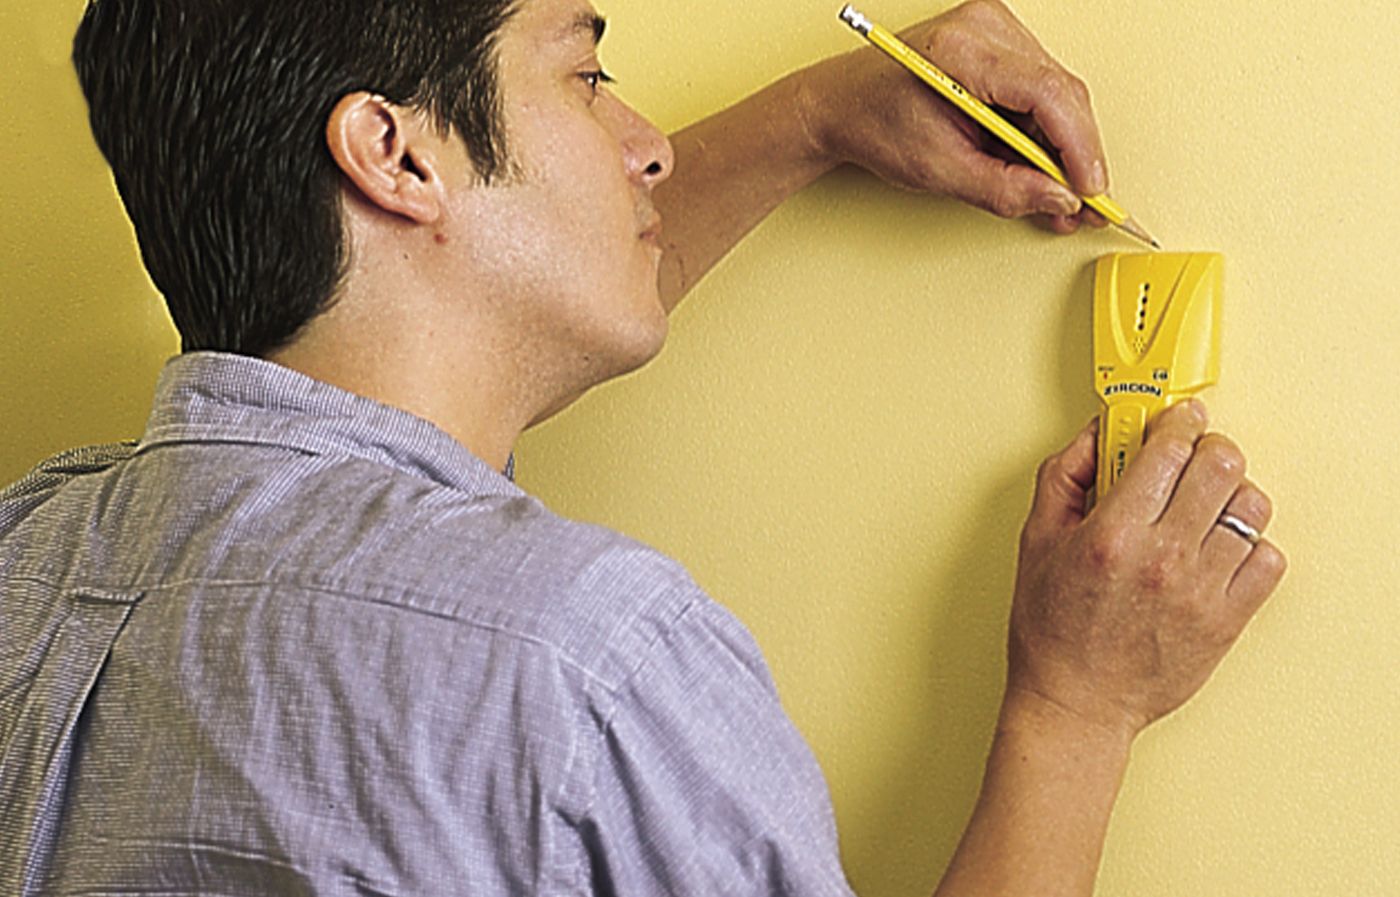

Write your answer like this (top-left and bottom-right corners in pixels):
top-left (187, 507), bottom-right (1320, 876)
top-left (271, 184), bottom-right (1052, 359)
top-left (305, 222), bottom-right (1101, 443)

top-left (799, 0), bottom-right (1111, 234)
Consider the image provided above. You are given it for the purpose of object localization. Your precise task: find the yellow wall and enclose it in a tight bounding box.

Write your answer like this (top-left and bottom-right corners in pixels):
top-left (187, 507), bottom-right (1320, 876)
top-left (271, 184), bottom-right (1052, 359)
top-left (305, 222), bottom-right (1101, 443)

top-left (5, 1), bottom-right (1398, 894)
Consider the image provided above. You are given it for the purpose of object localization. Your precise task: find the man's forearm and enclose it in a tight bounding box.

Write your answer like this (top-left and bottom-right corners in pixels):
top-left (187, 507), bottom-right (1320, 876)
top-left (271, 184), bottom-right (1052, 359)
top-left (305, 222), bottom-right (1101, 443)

top-left (933, 689), bottom-right (1135, 897)
top-left (654, 67), bottom-right (838, 315)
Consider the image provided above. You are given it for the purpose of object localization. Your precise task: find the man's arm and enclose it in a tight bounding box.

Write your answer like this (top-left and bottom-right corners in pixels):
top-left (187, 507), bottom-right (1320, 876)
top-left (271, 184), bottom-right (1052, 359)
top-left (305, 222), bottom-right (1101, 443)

top-left (936, 691), bottom-right (1133, 896)
top-left (653, 0), bottom-right (1112, 316)
top-left (653, 72), bottom-right (835, 315)
top-left (628, 8), bottom-right (1289, 894)
top-left (529, 0), bottom-right (1108, 428)
top-left (927, 404), bottom-right (1285, 897)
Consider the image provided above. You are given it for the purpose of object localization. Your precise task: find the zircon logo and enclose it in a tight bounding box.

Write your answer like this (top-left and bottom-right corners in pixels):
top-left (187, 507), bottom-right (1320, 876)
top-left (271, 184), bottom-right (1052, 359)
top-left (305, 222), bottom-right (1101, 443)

top-left (1104, 383), bottom-right (1163, 398)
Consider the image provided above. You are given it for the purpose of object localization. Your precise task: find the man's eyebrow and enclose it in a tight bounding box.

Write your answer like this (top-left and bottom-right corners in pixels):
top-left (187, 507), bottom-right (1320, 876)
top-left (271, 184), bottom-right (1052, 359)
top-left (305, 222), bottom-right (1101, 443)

top-left (557, 11), bottom-right (606, 46)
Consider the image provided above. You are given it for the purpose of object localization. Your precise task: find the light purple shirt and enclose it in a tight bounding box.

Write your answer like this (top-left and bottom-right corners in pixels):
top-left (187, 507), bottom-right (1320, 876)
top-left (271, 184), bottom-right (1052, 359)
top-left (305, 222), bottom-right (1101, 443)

top-left (0, 352), bottom-right (855, 896)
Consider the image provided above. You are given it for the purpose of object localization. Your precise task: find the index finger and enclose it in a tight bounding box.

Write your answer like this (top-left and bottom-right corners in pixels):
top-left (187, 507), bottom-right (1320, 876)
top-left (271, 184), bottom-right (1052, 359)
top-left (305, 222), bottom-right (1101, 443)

top-left (1096, 400), bottom-right (1210, 525)
top-left (984, 61), bottom-right (1109, 197)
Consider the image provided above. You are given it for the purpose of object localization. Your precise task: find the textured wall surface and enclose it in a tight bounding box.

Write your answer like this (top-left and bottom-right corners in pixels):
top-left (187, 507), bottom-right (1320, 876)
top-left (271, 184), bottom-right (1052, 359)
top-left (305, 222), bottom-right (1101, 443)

top-left (4, 1), bottom-right (1398, 894)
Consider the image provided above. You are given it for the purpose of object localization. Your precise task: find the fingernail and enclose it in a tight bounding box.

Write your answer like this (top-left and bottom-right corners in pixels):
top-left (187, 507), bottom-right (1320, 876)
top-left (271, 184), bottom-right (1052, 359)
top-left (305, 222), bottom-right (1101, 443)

top-left (1090, 160), bottom-right (1107, 195)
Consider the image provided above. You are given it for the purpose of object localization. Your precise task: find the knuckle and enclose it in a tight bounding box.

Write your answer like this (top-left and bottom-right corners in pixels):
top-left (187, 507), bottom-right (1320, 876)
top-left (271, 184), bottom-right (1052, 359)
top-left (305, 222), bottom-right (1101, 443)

top-left (921, 160), bottom-right (953, 194)
top-left (990, 198), bottom-right (1019, 220)
top-left (927, 21), bottom-right (974, 59)
top-left (1043, 70), bottom-right (1077, 102)
top-left (1201, 435), bottom-right (1246, 479)
top-left (1137, 541), bottom-right (1187, 595)
top-left (960, 0), bottom-right (1005, 22)
top-left (1156, 436), bottom-right (1196, 471)
top-left (904, 156), bottom-right (940, 193)
top-left (1084, 527), bottom-right (1128, 571)
top-left (1257, 543), bottom-right (1289, 580)
top-left (939, 2), bottom-right (1011, 52)
top-left (988, 181), bottom-right (1025, 219)
top-left (1137, 559), bottom-right (1170, 595)
top-left (1239, 485), bottom-right (1274, 526)
top-left (1069, 73), bottom-right (1092, 103)
top-left (1163, 399), bottom-right (1207, 429)
top-left (1206, 617), bottom-right (1241, 651)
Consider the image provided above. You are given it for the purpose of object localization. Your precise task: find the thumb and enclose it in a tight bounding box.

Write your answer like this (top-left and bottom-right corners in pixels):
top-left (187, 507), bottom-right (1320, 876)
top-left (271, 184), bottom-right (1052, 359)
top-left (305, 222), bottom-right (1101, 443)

top-left (1023, 418), bottom-right (1099, 547)
top-left (944, 145), bottom-right (1083, 220)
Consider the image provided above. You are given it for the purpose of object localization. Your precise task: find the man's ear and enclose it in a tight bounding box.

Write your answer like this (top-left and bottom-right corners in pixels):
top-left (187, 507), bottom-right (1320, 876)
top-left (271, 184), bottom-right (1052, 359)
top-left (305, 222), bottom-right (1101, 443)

top-left (325, 92), bottom-right (445, 225)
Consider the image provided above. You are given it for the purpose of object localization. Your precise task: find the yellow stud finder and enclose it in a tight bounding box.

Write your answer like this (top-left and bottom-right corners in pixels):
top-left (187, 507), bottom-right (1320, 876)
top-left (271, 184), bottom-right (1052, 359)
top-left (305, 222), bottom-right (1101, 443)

top-left (1094, 252), bottom-right (1223, 501)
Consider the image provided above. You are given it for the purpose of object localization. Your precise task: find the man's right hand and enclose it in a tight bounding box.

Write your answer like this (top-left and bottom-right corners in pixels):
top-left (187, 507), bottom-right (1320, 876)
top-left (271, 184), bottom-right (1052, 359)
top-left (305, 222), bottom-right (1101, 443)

top-left (1006, 400), bottom-right (1288, 739)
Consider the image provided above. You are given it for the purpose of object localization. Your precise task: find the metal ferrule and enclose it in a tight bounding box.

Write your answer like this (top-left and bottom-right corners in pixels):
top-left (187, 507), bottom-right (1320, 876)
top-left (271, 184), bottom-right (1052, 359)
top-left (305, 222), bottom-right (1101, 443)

top-left (838, 4), bottom-right (872, 35)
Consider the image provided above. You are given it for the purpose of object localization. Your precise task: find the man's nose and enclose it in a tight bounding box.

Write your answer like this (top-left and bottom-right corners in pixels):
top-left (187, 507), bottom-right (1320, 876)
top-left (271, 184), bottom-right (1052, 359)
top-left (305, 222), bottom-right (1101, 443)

top-left (619, 101), bottom-right (674, 188)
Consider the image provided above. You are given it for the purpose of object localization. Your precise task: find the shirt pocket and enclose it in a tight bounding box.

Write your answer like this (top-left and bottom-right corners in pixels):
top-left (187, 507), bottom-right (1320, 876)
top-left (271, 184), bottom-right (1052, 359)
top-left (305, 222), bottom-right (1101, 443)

top-left (0, 586), bottom-right (145, 897)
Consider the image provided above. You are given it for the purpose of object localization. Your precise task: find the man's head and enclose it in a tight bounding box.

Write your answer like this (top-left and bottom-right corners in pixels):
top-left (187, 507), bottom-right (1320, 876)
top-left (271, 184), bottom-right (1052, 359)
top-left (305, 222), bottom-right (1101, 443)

top-left (72, 0), bottom-right (674, 395)
top-left (314, 0), bottom-right (676, 405)
top-left (73, 0), bottom-right (520, 357)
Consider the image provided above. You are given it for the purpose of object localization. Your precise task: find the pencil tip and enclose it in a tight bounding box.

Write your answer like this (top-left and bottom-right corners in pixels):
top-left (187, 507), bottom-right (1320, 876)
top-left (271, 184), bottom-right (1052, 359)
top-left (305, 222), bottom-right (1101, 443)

top-left (1118, 216), bottom-right (1161, 252)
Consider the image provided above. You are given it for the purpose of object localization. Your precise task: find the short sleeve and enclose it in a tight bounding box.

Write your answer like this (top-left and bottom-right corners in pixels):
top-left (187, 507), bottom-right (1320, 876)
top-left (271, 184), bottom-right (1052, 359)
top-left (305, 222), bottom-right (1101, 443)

top-left (576, 597), bottom-right (856, 896)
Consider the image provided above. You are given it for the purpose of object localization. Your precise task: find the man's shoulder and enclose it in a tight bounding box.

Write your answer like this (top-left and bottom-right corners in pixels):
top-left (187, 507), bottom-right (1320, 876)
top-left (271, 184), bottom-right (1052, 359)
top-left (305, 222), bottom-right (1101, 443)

top-left (0, 439), bottom-right (715, 694)
top-left (0, 442), bottom-right (138, 536)
top-left (244, 453), bottom-right (712, 692)
top-left (347, 478), bottom-right (708, 690)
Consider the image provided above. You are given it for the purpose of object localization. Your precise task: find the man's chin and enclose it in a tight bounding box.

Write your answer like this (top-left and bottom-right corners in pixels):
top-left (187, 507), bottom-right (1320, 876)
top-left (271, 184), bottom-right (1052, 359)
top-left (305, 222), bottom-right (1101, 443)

top-left (525, 313), bottom-right (668, 432)
top-left (608, 307), bottom-right (670, 379)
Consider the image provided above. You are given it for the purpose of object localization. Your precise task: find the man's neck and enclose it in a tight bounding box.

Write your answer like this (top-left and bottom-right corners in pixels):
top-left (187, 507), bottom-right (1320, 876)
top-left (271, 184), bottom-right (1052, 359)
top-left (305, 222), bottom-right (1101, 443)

top-left (266, 321), bottom-right (527, 477)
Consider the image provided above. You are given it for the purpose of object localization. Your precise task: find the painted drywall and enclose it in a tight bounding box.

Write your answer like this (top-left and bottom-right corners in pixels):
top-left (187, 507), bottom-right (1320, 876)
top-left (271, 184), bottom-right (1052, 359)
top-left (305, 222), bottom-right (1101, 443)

top-left (4, 1), bottom-right (1397, 894)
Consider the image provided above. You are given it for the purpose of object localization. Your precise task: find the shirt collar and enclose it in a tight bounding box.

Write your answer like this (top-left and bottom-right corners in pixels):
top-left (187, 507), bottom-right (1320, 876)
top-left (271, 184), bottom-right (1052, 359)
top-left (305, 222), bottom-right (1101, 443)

top-left (137, 352), bottom-right (525, 500)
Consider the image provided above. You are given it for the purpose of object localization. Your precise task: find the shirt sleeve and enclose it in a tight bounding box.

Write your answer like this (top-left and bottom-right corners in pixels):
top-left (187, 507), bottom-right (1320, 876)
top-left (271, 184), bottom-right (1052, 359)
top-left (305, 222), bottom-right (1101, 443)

top-left (577, 596), bottom-right (857, 897)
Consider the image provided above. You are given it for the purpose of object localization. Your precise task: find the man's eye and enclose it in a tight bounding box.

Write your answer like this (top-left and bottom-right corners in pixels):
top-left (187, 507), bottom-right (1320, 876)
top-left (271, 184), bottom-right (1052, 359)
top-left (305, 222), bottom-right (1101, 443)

top-left (581, 69), bottom-right (617, 93)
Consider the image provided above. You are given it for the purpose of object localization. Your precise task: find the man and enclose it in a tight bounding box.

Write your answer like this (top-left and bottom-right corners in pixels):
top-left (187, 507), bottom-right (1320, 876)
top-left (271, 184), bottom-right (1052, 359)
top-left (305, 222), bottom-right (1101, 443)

top-left (0, 0), bottom-right (1286, 894)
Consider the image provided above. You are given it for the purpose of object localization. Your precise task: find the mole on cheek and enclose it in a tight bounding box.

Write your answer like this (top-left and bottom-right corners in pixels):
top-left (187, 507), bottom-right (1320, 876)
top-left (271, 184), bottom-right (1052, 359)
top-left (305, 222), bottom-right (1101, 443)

top-left (434, 233), bottom-right (449, 246)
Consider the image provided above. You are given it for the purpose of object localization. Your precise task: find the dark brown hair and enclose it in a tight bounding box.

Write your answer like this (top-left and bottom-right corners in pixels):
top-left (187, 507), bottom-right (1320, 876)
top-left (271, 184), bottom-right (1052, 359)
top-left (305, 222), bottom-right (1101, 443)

top-left (73, 0), bottom-right (520, 356)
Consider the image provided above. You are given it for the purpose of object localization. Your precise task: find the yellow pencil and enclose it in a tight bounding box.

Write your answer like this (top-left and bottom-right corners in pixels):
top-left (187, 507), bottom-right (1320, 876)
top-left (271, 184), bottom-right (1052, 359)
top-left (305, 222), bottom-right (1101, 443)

top-left (838, 4), bottom-right (1161, 250)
